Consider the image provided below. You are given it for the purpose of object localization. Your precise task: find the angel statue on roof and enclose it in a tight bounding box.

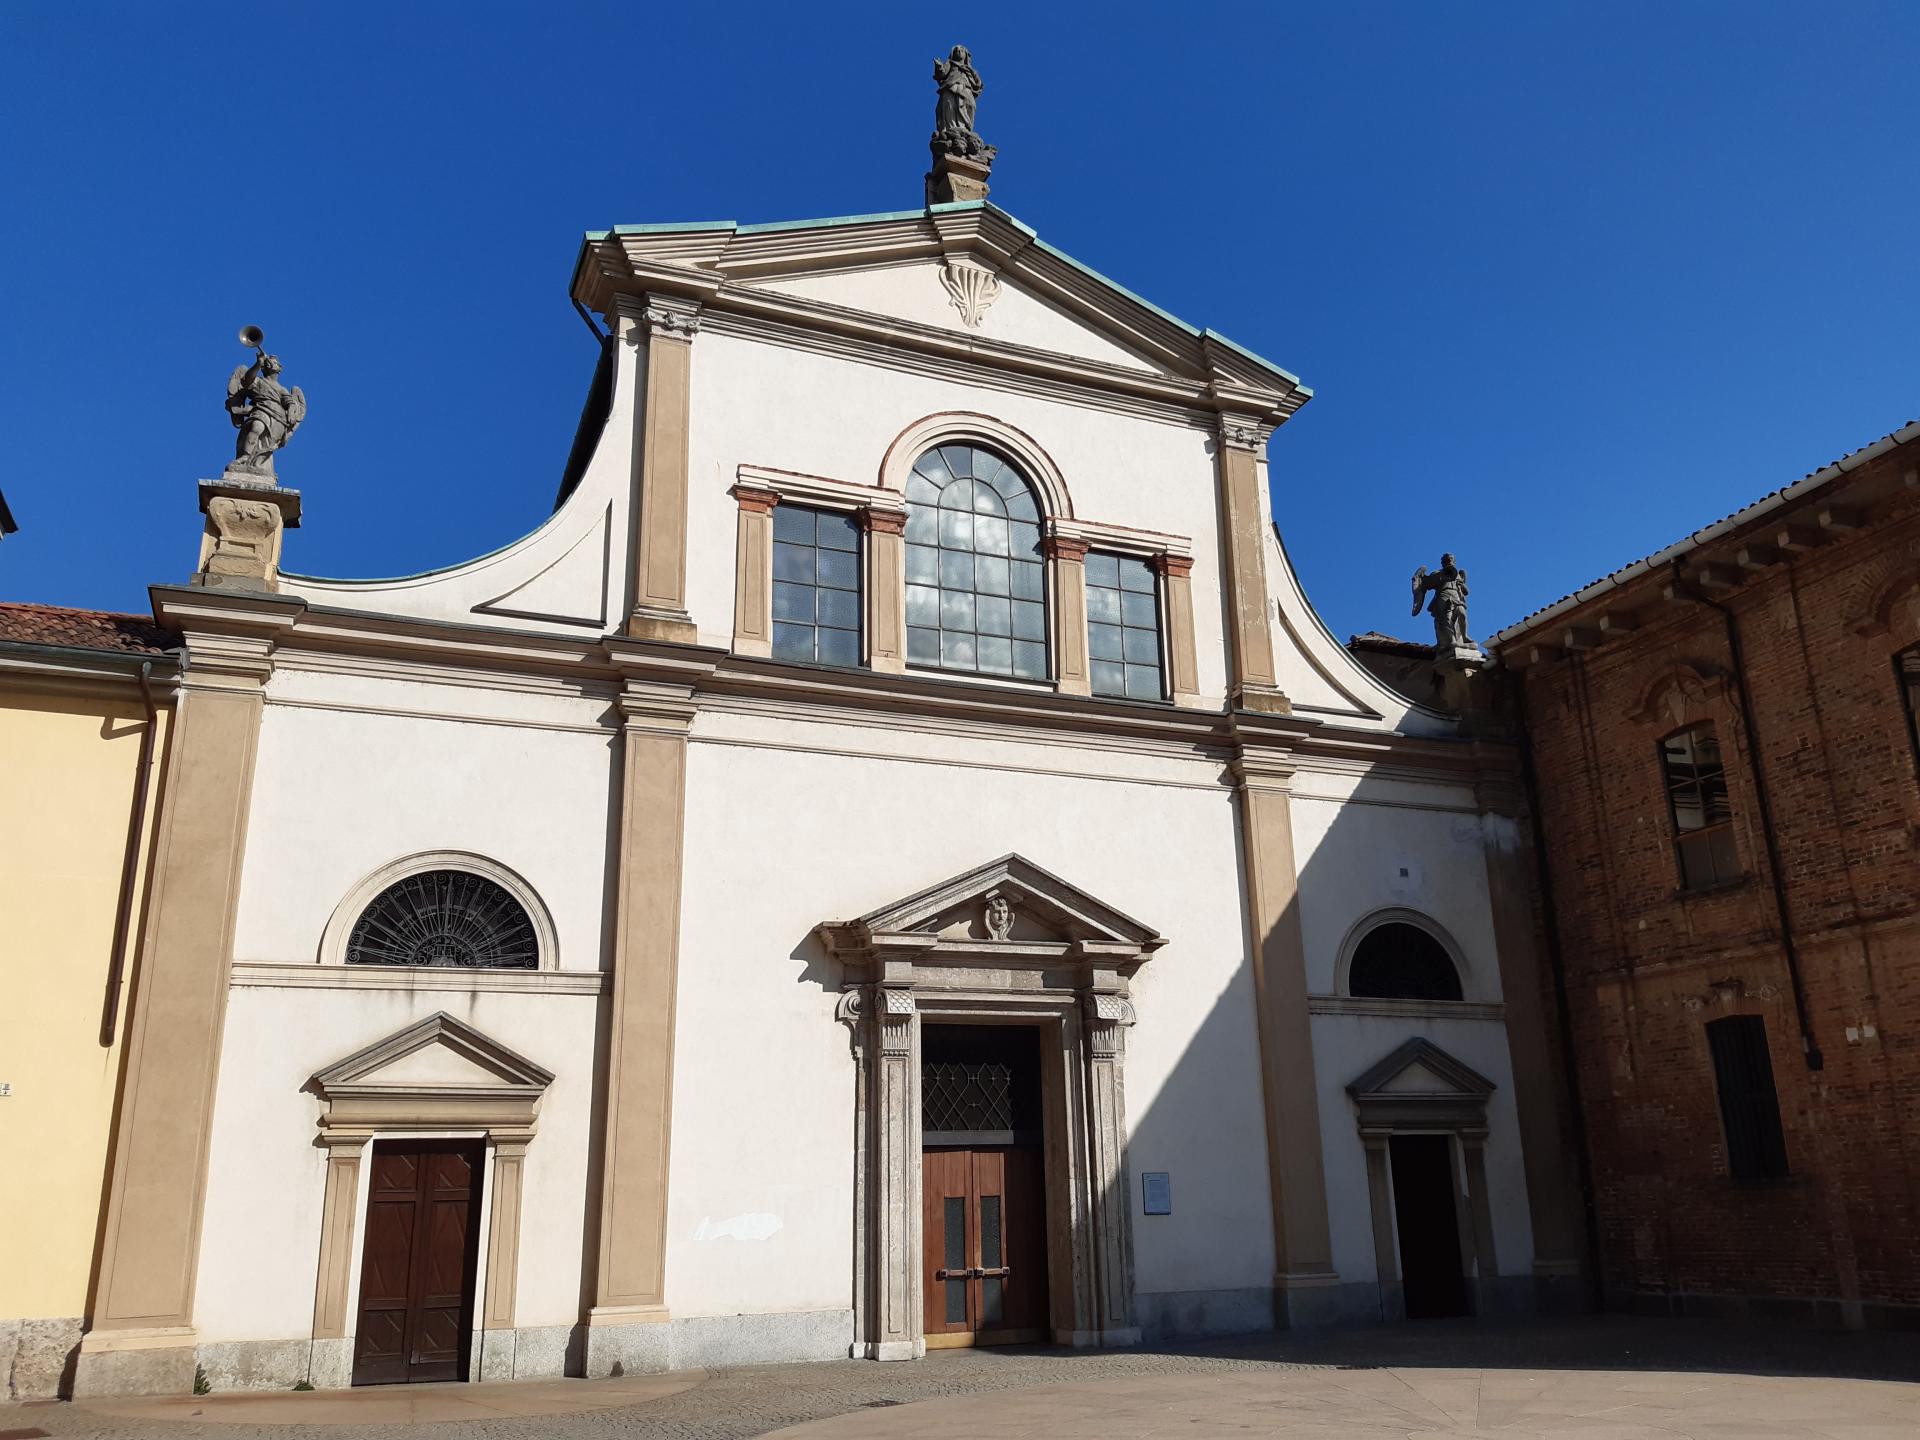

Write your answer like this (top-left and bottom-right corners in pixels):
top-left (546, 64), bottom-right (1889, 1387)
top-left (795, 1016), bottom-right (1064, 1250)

top-left (225, 329), bottom-right (306, 479)
top-left (1411, 552), bottom-right (1473, 650)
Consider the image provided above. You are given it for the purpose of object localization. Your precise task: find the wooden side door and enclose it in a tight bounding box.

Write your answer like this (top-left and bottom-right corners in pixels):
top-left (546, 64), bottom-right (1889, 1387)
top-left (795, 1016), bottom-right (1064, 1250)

top-left (921, 1147), bottom-right (1047, 1347)
top-left (352, 1140), bottom-right (484, 1385)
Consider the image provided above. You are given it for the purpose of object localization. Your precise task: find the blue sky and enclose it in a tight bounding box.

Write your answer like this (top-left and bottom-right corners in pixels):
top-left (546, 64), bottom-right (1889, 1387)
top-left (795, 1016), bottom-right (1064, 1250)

top-left (4, 3), bottom-right (1917, 642)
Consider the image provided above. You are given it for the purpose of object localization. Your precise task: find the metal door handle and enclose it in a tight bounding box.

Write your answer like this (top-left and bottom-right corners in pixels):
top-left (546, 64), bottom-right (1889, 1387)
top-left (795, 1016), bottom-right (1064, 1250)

top-left (934, 1267), bottom-right (966, 1280)
top-left (977, 1266), bottom-right (1009, 1277)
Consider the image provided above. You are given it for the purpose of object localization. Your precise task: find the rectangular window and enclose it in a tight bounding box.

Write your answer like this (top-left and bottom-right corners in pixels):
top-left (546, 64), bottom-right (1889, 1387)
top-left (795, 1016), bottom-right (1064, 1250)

top-left (1899, 648), bottom-right (1920, 779)
top-left (1660, 724), bottom-right (1739, 890)
top-left (1085, 552), bottom-right (1164, 701)
top-left (771, 504), bottom-right (861, 668)
top-left (1705, 1015), bottom-right (1789, 1180)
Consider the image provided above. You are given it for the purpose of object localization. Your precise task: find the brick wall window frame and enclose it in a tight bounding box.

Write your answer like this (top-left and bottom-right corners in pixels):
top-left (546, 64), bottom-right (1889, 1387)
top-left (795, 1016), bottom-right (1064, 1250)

top-left (1704, 1014), bottom-right (1790, 1181)
top-left (1659, 722), bottom-right (1741, 891)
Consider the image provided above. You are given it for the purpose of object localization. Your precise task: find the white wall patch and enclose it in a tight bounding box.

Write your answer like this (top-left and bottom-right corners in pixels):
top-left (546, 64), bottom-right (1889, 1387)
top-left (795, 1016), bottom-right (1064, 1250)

top-left (695, 1212), bottom-right (785, 1243)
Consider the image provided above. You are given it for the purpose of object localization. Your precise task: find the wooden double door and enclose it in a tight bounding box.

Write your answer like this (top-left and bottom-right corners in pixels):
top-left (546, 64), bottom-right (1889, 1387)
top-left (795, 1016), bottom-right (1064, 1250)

top-left (921, 1146), bottom-right (1048, 1347)
top-left (352, 1140), bottom-right (484, 1385)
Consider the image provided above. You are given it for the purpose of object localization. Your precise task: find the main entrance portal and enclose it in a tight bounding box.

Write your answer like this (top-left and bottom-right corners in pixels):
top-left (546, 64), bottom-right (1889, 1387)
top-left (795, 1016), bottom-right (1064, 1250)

top-left (920, 1025), bottom-right (1049, 1347)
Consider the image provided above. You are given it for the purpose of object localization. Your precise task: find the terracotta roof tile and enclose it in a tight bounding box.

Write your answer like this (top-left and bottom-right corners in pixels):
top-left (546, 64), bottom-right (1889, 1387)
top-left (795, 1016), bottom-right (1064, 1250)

top-left (0, 602), bottom-right (179, 655)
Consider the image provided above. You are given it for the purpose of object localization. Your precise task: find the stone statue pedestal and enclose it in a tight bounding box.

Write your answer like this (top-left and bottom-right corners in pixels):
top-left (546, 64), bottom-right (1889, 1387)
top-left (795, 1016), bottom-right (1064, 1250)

top-left (1433, 643), bottom-right (1487, 715)
top-left (926, 152), bottom-right (992, 206)
top-left (194, 476), bottom-right (302, 593)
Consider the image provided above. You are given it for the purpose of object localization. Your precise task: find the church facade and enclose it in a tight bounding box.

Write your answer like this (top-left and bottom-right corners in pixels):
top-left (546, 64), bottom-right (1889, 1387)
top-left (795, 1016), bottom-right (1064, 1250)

top-left (70, 200), bottom-right (1581, 1397)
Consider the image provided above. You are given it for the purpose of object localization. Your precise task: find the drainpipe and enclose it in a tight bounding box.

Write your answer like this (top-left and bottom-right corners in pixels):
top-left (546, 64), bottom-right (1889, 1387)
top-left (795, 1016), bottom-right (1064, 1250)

top-left (1508, 667), bottom-right (1606, 1311)
top-left (100, 660), bottom-right (158, 1048)
top-left (1669, 562), bottom-right (1824, 1071)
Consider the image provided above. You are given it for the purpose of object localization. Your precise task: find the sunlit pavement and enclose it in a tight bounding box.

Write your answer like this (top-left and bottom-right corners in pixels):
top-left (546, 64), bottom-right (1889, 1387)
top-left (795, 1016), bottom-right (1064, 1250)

top-left (15, 1315), bottom-right (1920, 1439)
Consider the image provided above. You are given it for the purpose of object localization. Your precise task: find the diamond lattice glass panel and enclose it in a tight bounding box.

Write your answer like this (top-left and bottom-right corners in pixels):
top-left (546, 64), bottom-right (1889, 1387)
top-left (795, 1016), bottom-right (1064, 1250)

top-left (905, 444), bottom-right (1048, 680)
top-left (346, 871), bottom-right (538, 969)
top-left (922, 1061), bottom-right (1015, 1132)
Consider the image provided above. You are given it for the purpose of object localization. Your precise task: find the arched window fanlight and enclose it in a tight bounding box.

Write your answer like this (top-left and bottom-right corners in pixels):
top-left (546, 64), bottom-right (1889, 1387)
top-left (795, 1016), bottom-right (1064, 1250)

top-left (345, 870), bottom-right (540, 970)
top-left (1347, 921), bottom-right (1463, 1002)
top-left (904, 444), bottom-right (1048, 679)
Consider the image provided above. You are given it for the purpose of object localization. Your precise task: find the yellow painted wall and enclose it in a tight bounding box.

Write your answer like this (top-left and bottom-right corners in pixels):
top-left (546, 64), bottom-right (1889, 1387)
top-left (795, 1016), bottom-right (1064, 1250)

top-left (0, 685), bottom-right (170, 1321)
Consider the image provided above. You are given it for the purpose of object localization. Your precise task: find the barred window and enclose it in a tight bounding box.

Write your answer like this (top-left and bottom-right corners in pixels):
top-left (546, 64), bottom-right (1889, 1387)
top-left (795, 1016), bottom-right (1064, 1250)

top-left (1661, 723), bottom-right (1740, 891)
top-left (904, 444), bottom-right (1048, 680)
top-left (772, 504), bottom-right (862, 667)
top-left (1085, 552), bottom-right (1163, 700)
top-left (346, 871), bottom-right (539, 969)
top-left (1706, 1015), bottom-right (1789, 1180)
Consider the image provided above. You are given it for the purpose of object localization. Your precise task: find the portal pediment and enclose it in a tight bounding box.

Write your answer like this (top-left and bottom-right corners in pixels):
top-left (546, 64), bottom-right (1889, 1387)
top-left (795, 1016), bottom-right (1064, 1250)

top-left (1346, 1038), bottom-right (1495, 1135)
top-left (312, 1011), bottom-right (553, 1103)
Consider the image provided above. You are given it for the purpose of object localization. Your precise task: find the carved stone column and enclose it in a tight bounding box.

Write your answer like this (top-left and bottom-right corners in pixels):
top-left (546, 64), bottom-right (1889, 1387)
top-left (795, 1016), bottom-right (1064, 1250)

top-left (624, 295), bottom-right (702, 644)
top-left (1359, 1133), bottom-right (1402, 1320)
top-left (861, 507), bottom-right (908, 674)
top-left (1150, 553), bottom-right (1201, 706)
top-left (194, 478), bottom-right (302, 592)
top-left (868, 988), bottom-right (922, 1360)
top-left (729, 483), bottom-right (779, 657)
top-left (77, 589), bottom-right (299, 1397)
top-left (587, 662), bottom-right (702, 1375)
top-left (1229, 749), bottom-right (1339, 1324)
top-left (1213, 417), bottom-right (1288, 713)
top-left (1082, 994), bottom-right (1140, 1345)
top-left (1045, 535), bottom-right (1091, 696)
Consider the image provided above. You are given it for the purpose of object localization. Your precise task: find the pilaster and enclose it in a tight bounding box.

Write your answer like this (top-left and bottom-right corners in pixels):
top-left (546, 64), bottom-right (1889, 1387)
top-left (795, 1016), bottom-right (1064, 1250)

top-left (76, 587), bottom-right (300, 1397)
top-left (586, 645), bottom-right (715, 1376)
top-left (861, 508), bottom-right (908, 673)
top-left (1228, 746), bottom-right (1337, 1320)
top-left (1081, 994), bottom-right (1140, 1345)
top-left (729, 483), bottom-right (779, 657)
top-left (310, 1138), bottom-right (366, 1341)
top-left (1151, 552), bottom-right (1202, 707)
top-left (482, 1141), bottom-right (530, 1332)
top-left (1213, 416), bottom-right (1288, 713)
top-left (868, 988), bottom-right (922, 1361)
top-left (622, 294), bottom-right (702, 644)
top-left (1359, 1134), bottom-right (1403, 1319)
top-left (1045, 534), bottom-right (1091, 696)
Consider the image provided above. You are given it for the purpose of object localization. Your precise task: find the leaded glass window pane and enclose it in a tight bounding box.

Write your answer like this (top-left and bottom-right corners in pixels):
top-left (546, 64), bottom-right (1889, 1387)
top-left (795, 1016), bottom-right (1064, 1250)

top-left (346, 870), bottom-right (538, 969)
top-left (767, 504), bottom-right (862, 668)
top-left (1086, 552), bottom-right (1163, 700)
top-left (905, 445), bottom-right (1049, 680)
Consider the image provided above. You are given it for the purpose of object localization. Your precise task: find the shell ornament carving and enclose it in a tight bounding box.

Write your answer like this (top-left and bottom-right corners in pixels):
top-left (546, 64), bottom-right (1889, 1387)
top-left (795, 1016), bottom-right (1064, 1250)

top-left (941, 261), bottom-right (1002, 328)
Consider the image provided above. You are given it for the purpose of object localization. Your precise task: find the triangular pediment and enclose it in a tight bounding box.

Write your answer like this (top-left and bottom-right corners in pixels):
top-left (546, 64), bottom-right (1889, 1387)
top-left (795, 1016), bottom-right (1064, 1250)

top-left (312, 1012), bottom-right (554, 1100)
top-left (823, 853), bottom-right (1164, 952)
top-left (1346, 1038), bottom-right (1495, 1102)
top-left (572, 204), bottom-right (1308, 422)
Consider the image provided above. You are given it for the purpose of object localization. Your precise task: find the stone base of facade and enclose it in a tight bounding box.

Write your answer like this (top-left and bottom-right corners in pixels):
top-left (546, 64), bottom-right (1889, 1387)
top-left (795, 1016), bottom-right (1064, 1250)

top-left (71, 1337), bottom-right (197, 1400)
top-left (1605, 1287), bottom-right (1920, 1332)
top-left (1138, 1286), bottom-right (1282, 1343)
top-left (1, 1316), bottom-right (82, 1400)
top-left (584, 1308), bottom-right (853, 1378)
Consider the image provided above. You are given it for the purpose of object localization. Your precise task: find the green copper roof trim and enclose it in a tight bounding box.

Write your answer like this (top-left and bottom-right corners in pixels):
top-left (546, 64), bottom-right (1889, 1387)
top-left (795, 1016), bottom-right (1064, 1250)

top-left (1202, 329), bottom-right (1308, 391)
top-left (1028, 238), bottom-right (1197, 336)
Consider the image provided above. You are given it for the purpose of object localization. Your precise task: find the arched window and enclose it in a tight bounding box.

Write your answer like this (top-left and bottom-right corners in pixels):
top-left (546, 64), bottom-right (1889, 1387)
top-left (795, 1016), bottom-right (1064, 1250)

top-left (1347, 921), bottom-right (1463, 1001)
top-left (904, 444), bottom-right (1048, 679)
top-left (346, 870), bottom-right (540, 970)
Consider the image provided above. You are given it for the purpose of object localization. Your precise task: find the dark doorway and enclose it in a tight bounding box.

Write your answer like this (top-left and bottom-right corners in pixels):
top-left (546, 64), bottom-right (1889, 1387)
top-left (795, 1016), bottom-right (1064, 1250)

top-left (351, 1139), bottom-right (484, 1385)
top-left (1389, 1134), bottom-right (1468, 1319)
top-left (920, 1024), bottom-right (1049, 1347)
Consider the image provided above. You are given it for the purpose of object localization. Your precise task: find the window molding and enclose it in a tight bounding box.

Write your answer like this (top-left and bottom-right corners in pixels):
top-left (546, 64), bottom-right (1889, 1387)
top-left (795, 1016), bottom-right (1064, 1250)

top-left (318, 851), bottom-right (559, 971)
top-left (731, 466), bottom-right (908, 671)
top-left (878, 412), bottom-right (1075, 520)
top-left (1334, 907), bottom-right (1475, 1003)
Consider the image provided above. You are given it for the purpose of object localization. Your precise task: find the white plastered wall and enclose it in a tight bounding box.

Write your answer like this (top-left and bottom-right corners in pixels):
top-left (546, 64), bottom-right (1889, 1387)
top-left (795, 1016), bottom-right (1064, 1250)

top-left (665, 709), bottom-right (1275, 1320)
top-left (194, 670), bottom-right (620, 1345)
top-left (1287, 770), bottom-right (1537, 1286)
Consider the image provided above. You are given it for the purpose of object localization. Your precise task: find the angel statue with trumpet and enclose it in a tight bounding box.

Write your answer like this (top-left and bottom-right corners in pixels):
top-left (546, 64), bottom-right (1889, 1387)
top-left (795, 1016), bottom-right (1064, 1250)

top-left (1411, 552), bottom-right (1473, 650)
top-left (225, 326), bottom-right (306, 479)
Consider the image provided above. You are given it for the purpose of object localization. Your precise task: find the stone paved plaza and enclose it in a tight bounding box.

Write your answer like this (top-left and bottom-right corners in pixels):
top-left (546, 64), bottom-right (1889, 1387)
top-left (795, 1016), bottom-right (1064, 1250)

top-left (15, 1317), bottom-right (1920, 1439)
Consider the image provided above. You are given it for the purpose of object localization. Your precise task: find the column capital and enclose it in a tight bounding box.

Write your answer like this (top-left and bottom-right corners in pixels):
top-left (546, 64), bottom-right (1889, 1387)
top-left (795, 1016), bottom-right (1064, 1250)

top-left (858, 506), bottom-right (908, 536)
top-left (1149, 552), bottom-right (1195, 579)
top-left (1216, 415), bottom-right (1268, 453)
top-left (729, 483), bottom-right (781, 514)
top-left (1043, 534), bottom-right (1090, 562)
top-left (614, 292), bottom-right (703, 340)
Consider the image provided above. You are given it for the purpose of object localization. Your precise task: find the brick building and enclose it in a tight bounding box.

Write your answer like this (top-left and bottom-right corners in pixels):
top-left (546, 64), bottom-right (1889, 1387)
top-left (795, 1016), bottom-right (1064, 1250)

top-left (1489, 421), bottom-right (1920, 1327)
